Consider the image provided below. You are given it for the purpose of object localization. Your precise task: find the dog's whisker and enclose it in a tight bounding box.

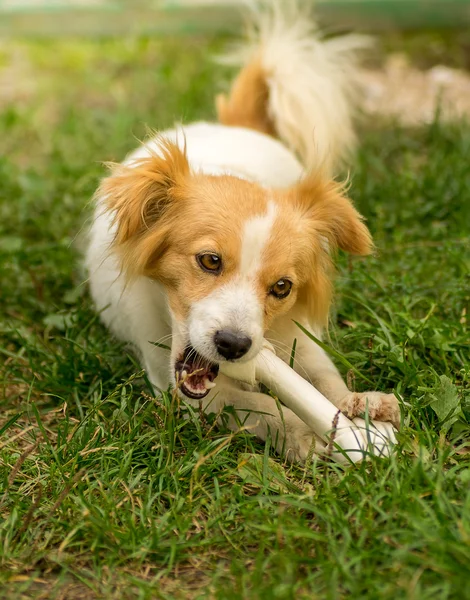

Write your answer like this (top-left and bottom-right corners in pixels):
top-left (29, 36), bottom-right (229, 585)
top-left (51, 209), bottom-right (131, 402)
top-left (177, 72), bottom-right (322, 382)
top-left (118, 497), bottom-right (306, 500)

top-left (150, 333), bottom-right (174, 348)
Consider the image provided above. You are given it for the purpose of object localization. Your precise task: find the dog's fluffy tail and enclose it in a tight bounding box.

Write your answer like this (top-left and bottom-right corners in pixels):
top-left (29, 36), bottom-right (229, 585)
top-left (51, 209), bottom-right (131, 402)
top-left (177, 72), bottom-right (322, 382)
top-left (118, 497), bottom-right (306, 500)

top-left (216, 2), bottom-right (370, 172)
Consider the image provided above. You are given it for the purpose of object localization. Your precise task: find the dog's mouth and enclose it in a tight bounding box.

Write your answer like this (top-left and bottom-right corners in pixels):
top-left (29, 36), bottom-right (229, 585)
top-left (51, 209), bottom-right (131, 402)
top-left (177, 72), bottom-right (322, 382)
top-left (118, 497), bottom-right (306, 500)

top-left (174, 346), bottom-right (219, 400)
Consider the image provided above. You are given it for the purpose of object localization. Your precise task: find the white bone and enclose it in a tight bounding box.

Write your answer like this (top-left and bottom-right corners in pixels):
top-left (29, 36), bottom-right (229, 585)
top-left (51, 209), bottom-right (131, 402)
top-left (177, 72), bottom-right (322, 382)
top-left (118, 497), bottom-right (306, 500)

top-left (220, 343), bottom-right (396, 464)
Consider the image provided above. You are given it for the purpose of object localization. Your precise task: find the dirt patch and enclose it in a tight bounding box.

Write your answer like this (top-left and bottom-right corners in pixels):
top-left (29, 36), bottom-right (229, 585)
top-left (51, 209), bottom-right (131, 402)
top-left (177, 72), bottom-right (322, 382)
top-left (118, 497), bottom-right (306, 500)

top-left (4, 563), bottom-right (216, 600)
top-left (3, 578), bottom-right (98, 600)
top-left (359, 53), bottom-right (470, 124)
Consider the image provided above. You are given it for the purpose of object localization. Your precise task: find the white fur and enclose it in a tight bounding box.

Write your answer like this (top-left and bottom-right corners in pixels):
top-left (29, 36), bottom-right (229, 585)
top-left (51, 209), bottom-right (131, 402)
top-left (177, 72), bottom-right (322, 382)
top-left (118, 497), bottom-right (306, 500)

top-left (240, 200), bottom-right (277, 276)
top-left (220, 1), bottom-right (371, 172)
top-left (129, 122), bottom-right (303, 185)
top-left (188, 281), bottom-right (264, 363)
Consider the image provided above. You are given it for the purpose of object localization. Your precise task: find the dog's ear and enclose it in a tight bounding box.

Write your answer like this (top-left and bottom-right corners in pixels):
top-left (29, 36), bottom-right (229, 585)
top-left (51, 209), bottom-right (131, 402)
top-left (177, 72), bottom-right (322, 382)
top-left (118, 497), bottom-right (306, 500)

top-left (98, 138), bottom-right (189, 276)
top-left (294, 172), bottom-right (374, 256)
top-left (284, 172), bottom-right (373, 328)
top-left (100, 138), bottom-right (189, 245)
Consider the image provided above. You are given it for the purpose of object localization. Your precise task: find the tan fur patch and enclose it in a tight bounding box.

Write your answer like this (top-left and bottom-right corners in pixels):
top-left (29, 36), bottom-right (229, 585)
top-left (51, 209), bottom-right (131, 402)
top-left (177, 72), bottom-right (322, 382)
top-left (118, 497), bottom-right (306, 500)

top-left (216, 58), bottom-right (276, 137)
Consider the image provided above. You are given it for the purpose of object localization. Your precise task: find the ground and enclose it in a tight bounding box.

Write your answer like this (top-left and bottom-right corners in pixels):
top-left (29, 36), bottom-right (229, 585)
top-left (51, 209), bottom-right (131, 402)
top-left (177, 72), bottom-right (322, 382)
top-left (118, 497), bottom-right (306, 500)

top-left (0, 33), bottom-right (469, 600)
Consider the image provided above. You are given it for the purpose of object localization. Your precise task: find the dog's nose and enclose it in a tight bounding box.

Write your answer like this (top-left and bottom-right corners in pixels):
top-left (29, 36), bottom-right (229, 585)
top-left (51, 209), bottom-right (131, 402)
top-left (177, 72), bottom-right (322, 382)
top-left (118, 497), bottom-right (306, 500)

top-left (214, 330), bottom-right (252, 360)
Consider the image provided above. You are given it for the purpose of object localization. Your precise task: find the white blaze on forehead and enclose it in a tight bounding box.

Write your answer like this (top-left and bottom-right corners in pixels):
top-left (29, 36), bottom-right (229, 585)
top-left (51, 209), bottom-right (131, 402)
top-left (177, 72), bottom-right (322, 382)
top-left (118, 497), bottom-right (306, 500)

top-left (240, 201), bottom-right (277, 277)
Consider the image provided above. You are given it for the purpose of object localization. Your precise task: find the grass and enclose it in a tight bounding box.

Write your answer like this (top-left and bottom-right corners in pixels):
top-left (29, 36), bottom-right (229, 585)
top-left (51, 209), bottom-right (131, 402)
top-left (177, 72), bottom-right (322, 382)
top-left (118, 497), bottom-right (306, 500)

top-left (1, 35), bottom-right (470, 599)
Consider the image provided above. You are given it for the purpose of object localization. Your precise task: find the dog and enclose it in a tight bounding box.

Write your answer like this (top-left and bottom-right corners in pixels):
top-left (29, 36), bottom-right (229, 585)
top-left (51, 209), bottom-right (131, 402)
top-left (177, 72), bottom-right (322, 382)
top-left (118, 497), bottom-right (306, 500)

top-left (86, 4), bottom-right (400, 462)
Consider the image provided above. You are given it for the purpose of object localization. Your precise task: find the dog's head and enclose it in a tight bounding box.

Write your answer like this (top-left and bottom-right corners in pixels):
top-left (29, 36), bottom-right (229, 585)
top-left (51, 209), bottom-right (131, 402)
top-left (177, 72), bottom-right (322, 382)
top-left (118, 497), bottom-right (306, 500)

top-left (100, 139), bottom-right (372, 399)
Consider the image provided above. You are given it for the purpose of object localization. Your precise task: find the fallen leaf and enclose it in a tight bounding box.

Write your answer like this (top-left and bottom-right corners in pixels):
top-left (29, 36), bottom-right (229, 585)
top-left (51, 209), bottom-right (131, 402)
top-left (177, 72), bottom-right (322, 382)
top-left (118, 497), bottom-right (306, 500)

top-left (429, 375), bottom-right (461, 432)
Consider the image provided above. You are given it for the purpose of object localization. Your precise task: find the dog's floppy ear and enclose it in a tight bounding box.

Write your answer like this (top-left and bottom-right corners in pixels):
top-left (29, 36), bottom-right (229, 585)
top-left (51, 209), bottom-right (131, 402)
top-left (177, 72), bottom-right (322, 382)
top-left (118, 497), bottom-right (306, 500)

top-left (98, 138), bottom-right (189, 276)
top-left (294, 171), bottom-right (374, 256)
top-left (100, 138), bottom-right (189, 245)
top-left (285, 172), bottom-right (373, 328)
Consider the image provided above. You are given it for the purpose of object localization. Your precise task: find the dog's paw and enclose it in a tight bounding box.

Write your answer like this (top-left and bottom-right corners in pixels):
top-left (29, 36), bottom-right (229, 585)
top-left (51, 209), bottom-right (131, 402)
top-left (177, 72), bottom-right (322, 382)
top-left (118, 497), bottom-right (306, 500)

top-left (282, 424), bottom-right (326, 464)
top-left (339, 391), bottom-right (400, 428)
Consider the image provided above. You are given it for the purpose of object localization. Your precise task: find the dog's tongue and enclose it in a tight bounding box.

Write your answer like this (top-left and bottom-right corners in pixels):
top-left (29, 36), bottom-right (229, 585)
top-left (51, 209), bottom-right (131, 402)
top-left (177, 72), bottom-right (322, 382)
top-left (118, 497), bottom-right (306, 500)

top-left (175, 348), bottom-right (219, 400)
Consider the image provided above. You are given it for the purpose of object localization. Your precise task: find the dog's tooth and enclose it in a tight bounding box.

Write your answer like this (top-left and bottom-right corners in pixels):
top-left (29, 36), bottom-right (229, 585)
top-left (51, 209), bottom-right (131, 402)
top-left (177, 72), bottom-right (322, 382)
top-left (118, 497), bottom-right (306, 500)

top-left (181, 370), bottom-right (188, 379)
top-left (205, 379), bottom-right (216, 389)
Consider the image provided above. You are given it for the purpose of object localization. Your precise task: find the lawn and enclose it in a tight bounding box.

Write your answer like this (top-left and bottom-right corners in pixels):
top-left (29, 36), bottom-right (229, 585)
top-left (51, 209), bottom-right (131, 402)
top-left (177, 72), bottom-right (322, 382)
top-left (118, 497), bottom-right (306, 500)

top-left (0, 34), bottom-right (469, 599)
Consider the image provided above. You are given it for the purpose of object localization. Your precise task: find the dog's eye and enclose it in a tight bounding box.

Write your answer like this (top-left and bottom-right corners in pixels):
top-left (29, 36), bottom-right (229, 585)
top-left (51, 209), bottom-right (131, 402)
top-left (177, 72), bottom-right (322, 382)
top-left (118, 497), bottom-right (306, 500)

top-left (197, 253), bottom-right (222, 274)
top-left (270, 279), bottom-right (292, 299)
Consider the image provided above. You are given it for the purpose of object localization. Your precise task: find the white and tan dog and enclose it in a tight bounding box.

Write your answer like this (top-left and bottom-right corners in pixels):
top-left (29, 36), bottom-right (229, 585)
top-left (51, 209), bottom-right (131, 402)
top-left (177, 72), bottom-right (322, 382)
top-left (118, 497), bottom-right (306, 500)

top-left (86, 5), bottom-right (399, 462)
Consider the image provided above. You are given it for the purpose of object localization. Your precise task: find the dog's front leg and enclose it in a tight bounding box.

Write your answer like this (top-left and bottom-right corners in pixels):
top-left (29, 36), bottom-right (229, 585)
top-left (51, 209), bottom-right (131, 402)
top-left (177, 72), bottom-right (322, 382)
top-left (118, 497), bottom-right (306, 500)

top-left (139, 342), bottom-right (174, 393)
top-left (198, 377), bottom-right (326, 463)
top-left (297, 340), bottom-right (400, 428)
top-left (268, 315), bottom-right (400, 428)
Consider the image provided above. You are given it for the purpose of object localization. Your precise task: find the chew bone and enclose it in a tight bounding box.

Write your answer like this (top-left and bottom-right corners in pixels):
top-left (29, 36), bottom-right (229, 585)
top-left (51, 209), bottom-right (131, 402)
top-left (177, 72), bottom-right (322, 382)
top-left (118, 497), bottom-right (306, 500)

top-left (220, 344), bottom-right (396, 464)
